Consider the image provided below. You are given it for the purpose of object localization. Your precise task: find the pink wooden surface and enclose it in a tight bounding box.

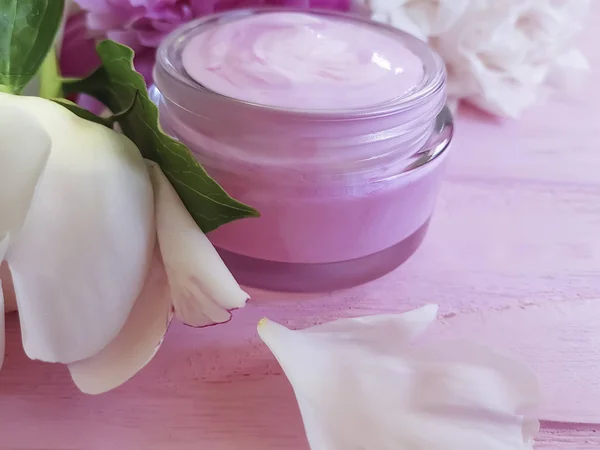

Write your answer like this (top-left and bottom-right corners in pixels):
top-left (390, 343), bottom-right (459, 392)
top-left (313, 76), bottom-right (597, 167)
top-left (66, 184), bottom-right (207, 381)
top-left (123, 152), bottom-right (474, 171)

top-left (2, 8), bottom-right (600, 450)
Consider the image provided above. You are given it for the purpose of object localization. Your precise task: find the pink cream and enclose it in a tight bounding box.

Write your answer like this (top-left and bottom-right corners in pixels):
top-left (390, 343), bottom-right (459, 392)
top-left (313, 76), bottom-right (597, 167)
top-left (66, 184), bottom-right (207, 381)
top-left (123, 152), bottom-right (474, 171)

top-left (152, 9), bottom-right (452, 291)
top-left (180, 12), bottom-right (425, 110)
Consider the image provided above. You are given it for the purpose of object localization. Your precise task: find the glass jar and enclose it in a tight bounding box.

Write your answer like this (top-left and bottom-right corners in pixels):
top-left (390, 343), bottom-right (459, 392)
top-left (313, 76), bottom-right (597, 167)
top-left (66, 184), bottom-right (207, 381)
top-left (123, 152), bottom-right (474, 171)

top-left (151, 8), bottom-right (453, 292)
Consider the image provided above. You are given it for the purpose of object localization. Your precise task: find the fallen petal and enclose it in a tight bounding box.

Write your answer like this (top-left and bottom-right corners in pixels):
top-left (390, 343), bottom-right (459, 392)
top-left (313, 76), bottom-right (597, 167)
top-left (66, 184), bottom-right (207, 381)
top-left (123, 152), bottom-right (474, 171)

top-left (295, 304), bottom-right (439, 351)
top-left (258, 306), bottom-right (540, 450)
top-left (69, 246), bottom-right (173, 394)
top-left (147, 161), bottom-right (248, 327)
top-left (0, 93), bottom-right (155, 364)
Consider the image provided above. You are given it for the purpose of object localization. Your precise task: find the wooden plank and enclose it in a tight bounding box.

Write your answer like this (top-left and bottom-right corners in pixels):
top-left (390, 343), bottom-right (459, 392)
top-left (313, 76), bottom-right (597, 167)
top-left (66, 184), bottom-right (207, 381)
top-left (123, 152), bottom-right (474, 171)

top-left (429, 299), bottom-right (600, 423)
top-left (537, 423), bottom-right (600, 450)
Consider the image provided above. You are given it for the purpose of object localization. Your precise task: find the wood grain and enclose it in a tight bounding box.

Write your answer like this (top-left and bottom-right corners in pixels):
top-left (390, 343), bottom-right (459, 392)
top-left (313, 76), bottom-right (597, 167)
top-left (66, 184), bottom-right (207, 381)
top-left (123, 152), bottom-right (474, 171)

top-left (1, 4), bottom-right (600, 449)
top-left (537, 424), bottom-right (600, 450)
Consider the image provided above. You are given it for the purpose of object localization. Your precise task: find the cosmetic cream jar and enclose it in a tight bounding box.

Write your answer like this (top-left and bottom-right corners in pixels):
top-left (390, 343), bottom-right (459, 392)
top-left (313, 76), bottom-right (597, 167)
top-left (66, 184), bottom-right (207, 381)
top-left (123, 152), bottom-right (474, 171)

top-left (151, 8), bottom-right (453, 292)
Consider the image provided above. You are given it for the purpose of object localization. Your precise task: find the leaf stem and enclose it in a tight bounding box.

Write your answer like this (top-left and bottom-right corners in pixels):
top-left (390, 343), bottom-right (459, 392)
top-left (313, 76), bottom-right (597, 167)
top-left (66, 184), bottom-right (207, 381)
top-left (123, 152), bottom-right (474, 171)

top-left (39, 46), bottom-right (63, 98)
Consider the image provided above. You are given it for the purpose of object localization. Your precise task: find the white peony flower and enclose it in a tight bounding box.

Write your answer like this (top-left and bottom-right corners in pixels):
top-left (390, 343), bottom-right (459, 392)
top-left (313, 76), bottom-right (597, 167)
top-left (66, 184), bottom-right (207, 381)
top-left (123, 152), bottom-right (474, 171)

top-left (363, 0), bottom-right (591, 118)
top-left (259, 305), bottom-right (541, 450)
top-left (0, 93), bottom-right (248, 393)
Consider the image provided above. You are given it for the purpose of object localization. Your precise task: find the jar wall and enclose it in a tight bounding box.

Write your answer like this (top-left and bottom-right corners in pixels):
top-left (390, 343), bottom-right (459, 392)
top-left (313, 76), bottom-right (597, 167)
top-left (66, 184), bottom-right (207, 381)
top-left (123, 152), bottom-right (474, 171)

top-left (153, 89), bottom-right (453, 290)
top-left (206, 151), bottom-right (448, 264)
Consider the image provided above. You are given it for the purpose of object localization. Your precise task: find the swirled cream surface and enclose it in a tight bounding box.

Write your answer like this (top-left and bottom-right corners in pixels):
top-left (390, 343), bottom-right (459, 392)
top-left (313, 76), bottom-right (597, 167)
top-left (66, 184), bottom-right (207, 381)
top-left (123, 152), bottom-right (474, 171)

top-left (181, 12), bottom-right (424, 110)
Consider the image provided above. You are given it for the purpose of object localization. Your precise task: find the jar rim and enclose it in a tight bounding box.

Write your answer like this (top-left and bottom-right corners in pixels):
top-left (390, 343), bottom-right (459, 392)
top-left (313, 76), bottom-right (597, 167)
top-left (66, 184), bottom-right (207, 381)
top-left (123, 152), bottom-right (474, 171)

top-left (154, 7), bottom-right (446, 120)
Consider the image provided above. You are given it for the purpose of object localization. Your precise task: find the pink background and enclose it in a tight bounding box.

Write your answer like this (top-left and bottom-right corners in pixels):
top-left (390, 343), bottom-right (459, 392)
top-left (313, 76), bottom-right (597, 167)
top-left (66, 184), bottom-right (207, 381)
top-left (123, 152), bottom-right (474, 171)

top-left (2, 5), bottom-right (600, 449)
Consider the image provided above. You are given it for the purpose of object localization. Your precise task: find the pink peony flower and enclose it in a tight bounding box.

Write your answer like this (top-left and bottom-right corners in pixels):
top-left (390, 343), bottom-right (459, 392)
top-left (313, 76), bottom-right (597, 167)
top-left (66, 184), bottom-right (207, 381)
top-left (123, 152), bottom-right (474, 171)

top-left (60, 11), bottom-right (107, 114)
top-left (70, 0), bottom-right (352, 84)
top-left (60, 11), bottom-right (100, 79)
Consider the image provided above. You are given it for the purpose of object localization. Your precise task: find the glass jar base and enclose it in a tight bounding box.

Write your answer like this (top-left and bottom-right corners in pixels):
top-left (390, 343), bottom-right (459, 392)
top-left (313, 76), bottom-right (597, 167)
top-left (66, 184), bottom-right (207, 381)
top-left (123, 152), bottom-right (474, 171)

top-left (216, 219), bottom-right (430, 293)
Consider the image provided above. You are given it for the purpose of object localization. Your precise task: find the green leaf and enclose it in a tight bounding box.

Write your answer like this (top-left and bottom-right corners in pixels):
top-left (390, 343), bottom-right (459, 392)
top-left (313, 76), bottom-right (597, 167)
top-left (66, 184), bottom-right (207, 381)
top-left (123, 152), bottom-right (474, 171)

top-left (0, 0), bottom-right (65, 94)
top-left (62, 40), bottom-right (258, 233)
top-left (38, 45), bottom-right (62, 98)
top-left (52, 98), bottom-right (112, 127)
top-left (53, 90), bottom-right (139, 129)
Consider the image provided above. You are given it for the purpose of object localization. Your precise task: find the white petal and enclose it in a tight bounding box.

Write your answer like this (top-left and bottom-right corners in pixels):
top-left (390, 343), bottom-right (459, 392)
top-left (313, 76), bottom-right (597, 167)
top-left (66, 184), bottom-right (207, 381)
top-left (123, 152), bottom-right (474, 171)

top-left (371, 9), bottom-right (428, 41)
top-left (406, 0), bottom-right (470, 36)
top-left (0, 93), bottom-right (155, 363)
top-left (0, 266), bottom-right (16, 314)
top-left (147, 161), bottom-right (248, 327)
top-left (416, 0), bottom-right (591, 118)
top-left (446, 97), bottom-right (460, 116)
top-left (0, 236), bottom-right (8, 268)
top-left (258, 306), bottom-right (540, 450)
top-left (545, 49), bottom-right (590, 93)
top-left (0, 101), bottom-right (49, 328)
top-left (1, 253), bottom-right (17, 314)
top-left (68, 246), bottom-right (173, 394)
top-left (302, 303), bottom-right (438, 344)
top-left (0, 103), bottom-right (51, 243)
